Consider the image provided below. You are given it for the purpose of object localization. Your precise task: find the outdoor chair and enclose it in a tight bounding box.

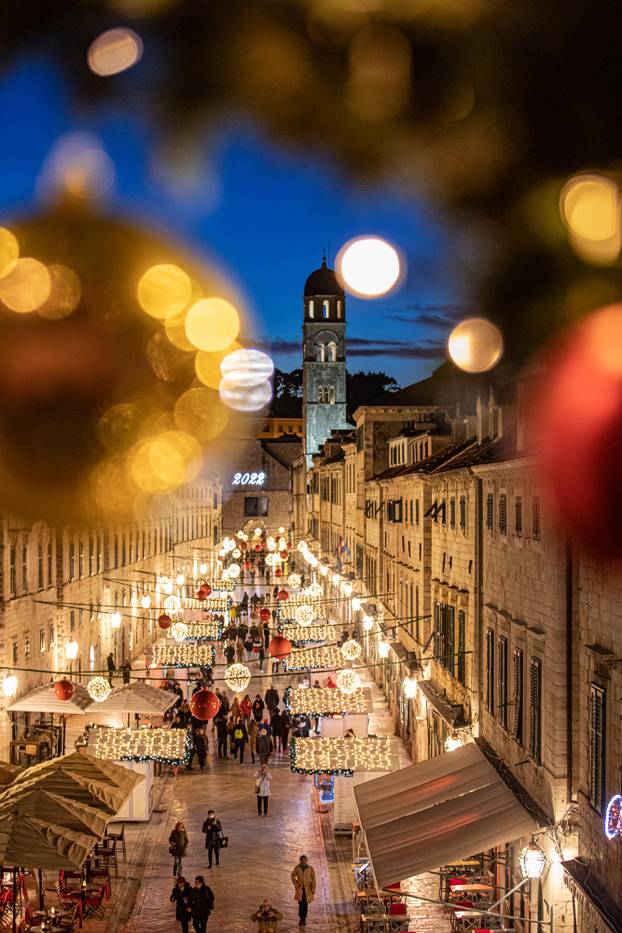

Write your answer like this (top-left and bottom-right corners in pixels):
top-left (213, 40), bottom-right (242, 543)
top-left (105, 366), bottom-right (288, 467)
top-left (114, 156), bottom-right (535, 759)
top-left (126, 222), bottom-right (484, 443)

top-left (105, 823), bottom-right (127, 860)
top-left (94, 839), bottom-right (118, 876)
top-left (83, 884), bottom-right (106, 921)
top-left (54, 882), bottom-right (83, 928)
top-left (88, 865), bottom-right (111, 899)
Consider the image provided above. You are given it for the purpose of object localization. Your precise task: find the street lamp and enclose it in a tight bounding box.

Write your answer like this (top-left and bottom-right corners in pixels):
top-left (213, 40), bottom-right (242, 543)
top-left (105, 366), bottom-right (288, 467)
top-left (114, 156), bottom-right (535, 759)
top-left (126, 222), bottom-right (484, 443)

top-left (110, 612), bottom-right (122, 629)
top-left (444, 731), bottom-right (464, 752)
top-left (65, 640), bottom-right (79, 661)
top-left (519, 842), bottom-right (546, 880)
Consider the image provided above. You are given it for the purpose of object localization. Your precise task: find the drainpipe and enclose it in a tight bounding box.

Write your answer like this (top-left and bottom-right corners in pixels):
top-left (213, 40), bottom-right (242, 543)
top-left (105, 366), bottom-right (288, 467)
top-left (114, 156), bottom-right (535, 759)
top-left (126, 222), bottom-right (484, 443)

top-left (566, 538), bottom-right (574, 802)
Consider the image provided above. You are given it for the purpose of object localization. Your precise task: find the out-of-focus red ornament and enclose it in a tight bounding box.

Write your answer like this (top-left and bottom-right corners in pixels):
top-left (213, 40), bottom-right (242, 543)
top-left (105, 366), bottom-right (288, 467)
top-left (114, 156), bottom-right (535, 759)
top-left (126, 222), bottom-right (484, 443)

top-left (240, 540), bottom-right (248, 550)
top-left (244, 561), bottom-right (251, 570)
top-left (277, 589), bottom-right (289, 601)
top-left (269, 635), bottom-right (292, 659)
top-left (279, 550), bottom-right (288, 560)
top-left (537, 303), bottom-right (622, 558)
top-left (260, 608), bottom-right (271, 622)
top-left (189, 688), bottom-right (221, 721)
top-left (158, 613), bottom-right (172, 629)
top-left (255, 544), bottom-right (262, 552)
top-left (203, 584), bottom-right (212, 597)
top-left (54, 679), bottom-right (75, 701)
top-left (196, 588), bottom-right (207, 601)
top-left (275, 568), bottom-right (282, 577)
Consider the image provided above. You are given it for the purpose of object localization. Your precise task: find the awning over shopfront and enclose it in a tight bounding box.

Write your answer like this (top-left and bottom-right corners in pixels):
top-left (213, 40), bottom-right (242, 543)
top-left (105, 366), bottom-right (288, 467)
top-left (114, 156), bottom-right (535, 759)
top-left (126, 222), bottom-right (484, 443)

top-left (354, 742), bottom-right (539, 888)
top-left (416, 679), bottom-right (464, 728)
top-left (87, 681), bottom-right (178, 715)
top-left (8, 682), bottom-right (92, 714)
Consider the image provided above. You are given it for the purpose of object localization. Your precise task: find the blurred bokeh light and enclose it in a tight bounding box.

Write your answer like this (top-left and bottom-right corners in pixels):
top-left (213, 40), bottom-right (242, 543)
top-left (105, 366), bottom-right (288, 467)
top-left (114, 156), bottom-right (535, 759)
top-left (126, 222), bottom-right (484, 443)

top-left (87, 28), bottom-right (144, 77)
top-left (447, 317), bottom-right (503, 373)
top-left (336, 236), bottom-right (402, 298)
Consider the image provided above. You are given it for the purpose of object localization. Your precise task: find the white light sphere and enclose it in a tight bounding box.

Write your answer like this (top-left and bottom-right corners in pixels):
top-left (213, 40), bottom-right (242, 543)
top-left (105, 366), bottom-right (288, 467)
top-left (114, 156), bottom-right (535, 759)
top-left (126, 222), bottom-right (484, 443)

top-left (65, 640), bottom-right (79, 661)
top-left (287, 573), bottom-right (302, 589)
top-left (378, 640), bottom-right (390, 658)
top-left (336, 669), bottom-right (361, 694)
top-left (141, 595), bottom-right (151, 609)
top-left (297, 541), bottom-right (307, 553)
top-left (341, 638), bottom-right (363, 661)
top-left (199, 562), bottom-right (208, 574)
top-left (265, 553), bottom-right (276, 568)
top-left (320, 564), bottom-right (329, 577)
top-left (342, 581), bottom-right (353, 597)
top-left (403, 675), bottom-right (418, 699)
top-left (220, 347), bottom-right (274, 387)
top-left (295, 604), bottom-right (315, 626)
top-left (267, 537), bottom-right (276, 551)
top-left (331, 573), bottom-right (341, 587)
top-left (224, 663), bottom-right (251, 694)
top-left (176, 573), bottom-right (185, 586)
top-left (164, 594), bottom-right (182, 614)
top-left (351, 597), bottom-right (362, 611)
top-left (171, 621), bottom-right (189, 642)
top-left (363, 615), bottom-right (374, 631)
top-left (228, 562), bottom-right (241, 579)
top-left (163, 581), bottom-right (174, 595)
top-left (305, 582), bottom-right (322, 599)
top-left (232, 547), bottom-right (241, 559)
top-left (1, 675), bottom-right (18, 698)
top-left (336, 236), bottom-right (402, 298)
top-left (219, 377), bottom-right (272, 412)
top-left (447, 317), bottom-right (503, 373)
top-left (110, 612), bottom-right (122, 629)
top-left (87, 676), bottom-right (111, 703)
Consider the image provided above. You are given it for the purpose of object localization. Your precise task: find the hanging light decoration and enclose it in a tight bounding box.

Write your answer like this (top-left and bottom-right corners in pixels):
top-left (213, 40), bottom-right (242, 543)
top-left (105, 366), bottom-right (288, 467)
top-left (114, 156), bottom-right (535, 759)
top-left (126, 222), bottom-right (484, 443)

top-left (158, 613), bottom-right (172, 629)
top-left (162, 580), bottom-right (174, 595)
top-left (331, 573), bottom-right (341, 587)
top-left (87, 676), bottom-right (111, 703)
top-left (519, 842), bottom-right (547, 880)
top-left (351, 596), bottom-right (362, 611)
top-left (65, 640), bottom-right (79, 660)
top-left (287, 573), bottom-right (301, 589)
top-left (110, 612), bottom-right (122, 629)
top-left (164, 594), bottom-right (182, 614)
top-left (265, 553), bottom-right (276, 567)
top-left (199, 562), bottom-right (208, 574)
top-left (341, 638), bottom-right (363, 661)
top-left (305, 582), bottom-right (322, 599)
top-left (336, 669), bottom-right (361, 694)
top-left (54, 679), bottom-right (75, 701)
top-left (269, 634), bottom-right (292, 659)
top-left (320, 564), bottom-right (329, 577)
top-left (378, 640), bottom-right (390, 659)
top-left (171, 621), bottom-right (189, 642)
top-left (444, 731), bottom-right (464, 752)
top-left (141, 594), bottom-right (151, 609)
top-left (260, 608), bottom-right (271, 623)
top-left (277, 589), bottom-right (289, 601)
top-left (402, 675), bottom-right (418, 699)
top-left (267, 537), bottom-right (277, 551)
top-left (189, 688), bottom-right (221, 721)
top-left (295, 604), bottom-right (315, 626)
top-left (176, 573), bottom-right (185, 586)
top-left (1, 675), bottom-right (18, 698)
top-left (362, 615), bottom-right (374, 631)
top-left (224, 663), bottom-right (251, 694)
top-left (228, 562), bottom-right (241, 578)
top-left (341, 581), bottom-right (353, 597)
top-left (232, 547), bottom-right (241, 559)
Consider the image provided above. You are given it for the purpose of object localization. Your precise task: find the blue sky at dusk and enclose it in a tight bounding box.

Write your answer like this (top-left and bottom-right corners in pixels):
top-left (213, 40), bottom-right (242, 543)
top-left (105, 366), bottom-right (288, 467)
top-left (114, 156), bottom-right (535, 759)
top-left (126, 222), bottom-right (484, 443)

top-left (0, 57), bottom-right (466, 387)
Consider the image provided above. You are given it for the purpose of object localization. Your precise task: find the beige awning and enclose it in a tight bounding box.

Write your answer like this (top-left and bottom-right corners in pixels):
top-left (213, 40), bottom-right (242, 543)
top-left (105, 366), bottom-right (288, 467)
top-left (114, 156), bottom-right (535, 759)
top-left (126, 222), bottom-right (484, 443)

top-left (8, 682), bottom-right (92, 714)
top-left (0, 786), bottom-right (109, 838)
top-left (0, 811), bottom-right (94, 869)
top-left (87, 681), bottom-right (178, 715)
top-left (354, 742), bottom-right (539, 888)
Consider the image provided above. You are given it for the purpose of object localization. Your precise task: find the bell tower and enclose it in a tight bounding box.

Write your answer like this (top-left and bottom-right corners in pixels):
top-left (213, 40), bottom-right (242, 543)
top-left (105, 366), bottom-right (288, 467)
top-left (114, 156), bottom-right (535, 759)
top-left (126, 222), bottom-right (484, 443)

top-left (302, 253), bottom-right (349, 467)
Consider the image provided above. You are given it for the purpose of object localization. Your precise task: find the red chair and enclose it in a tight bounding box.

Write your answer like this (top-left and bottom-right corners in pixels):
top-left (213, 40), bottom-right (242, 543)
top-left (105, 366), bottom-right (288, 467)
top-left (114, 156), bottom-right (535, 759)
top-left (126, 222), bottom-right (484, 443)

top-left (388, 903), bottom-right (408, 915)
top-left (83, 883), bottom-right (106, 921)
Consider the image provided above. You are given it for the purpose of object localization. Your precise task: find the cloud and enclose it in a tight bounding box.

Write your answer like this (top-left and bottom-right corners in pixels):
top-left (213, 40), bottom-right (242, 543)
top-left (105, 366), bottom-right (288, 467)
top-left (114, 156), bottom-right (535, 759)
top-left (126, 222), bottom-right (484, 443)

top-left (260, 334), bottom-right (445, 361)
top-left (385, 302), bottom-right (470, 329)
top-left (259, 337), bottom-right (299, 355)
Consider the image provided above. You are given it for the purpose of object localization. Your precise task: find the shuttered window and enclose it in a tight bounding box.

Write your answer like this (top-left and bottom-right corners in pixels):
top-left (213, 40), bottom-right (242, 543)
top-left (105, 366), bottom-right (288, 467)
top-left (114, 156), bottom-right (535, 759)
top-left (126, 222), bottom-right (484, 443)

top-left (499, 495), bottom-right (507, 535)
top-left (486, 493), bottom-right (494, 531)
top-left (457, 610), bottom-right (466, 686)
top-left (589, 685), bottom-right (606, 812)
top-left (532, 496), bottom-right (541, 539)
top-left (515, 496), bottom-right (522, 536)
top-left (485, 629), bottom-right (495, 713)
top-left (459, 496), bottom-right (467, 530)
top-left (450, 498), bottom-right (456, 528)
top-left (529, 657), bottom-right (542, 764)
top-left (445, 606), bottom-right (455, 677)
top-left (498, 636), bottom-right (508, 729)
top-left (512, 648), bottom-right (524, 744)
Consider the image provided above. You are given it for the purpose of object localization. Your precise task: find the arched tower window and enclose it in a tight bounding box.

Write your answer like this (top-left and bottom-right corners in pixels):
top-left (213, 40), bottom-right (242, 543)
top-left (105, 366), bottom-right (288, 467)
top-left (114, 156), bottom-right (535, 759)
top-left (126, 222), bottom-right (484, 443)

top-left (322, 300), bottom-right (330, 319)
top-left (317, 344), bottom-right (325, 362)
top-left (327, 341), bottom-right (337, 362)
top-left (337, 300), bottom-right (342, 319)
top-left (308, 300), bottom-right (315, 319)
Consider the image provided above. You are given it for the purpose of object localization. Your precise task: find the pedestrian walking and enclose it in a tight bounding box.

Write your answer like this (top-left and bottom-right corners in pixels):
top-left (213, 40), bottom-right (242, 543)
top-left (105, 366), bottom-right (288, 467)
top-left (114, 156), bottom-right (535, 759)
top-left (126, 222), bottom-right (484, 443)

top-left (250, 899), bottom-right (283, 932)
top-left (232, 716), bottom-right (248, 764)
top-left (252, 694), bottom-right (265, 721)
top-left (254, 763), bottom-right (272, 816)
top-left (189, 727), bottom-right (208, 771)
top-left (265, 686), bottom-right (279, 713)
top-left (256, 726), bottom-right (272, 764)
top-left (170, 876), bottom-right (193, 933)
top-left (202, 811), bottom-right (223, 868)
top-left (281, 710), bottom-right (291, 751)
top-left (106, 652), bottom-right (115, 685)
top-left (168, 821), bottom-right (188, 877)
top-left (291, 855), bottom-right (316, 926)
top-left (189, 875), bottom-right (214, 933)
top-left (249, 717), bottom-right (258, 763)
top-left (270, 708), bottom-right (284, 753)
top-left (224, 642), bottom-right (235, 665)
top-left (240, 694), bottom-right (253, 720)
top-left (230, 696), bottom-right (241, 721)
top-left (215, 715), bottom-right (228, 759)
top-left (121, 658), bottom-right (132, 684)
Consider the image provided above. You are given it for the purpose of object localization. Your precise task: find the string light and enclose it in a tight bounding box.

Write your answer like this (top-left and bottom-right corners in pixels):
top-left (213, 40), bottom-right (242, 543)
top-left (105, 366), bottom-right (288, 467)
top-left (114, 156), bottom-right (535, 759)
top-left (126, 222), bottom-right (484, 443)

top-left (402, 675), bottom-right (417, 699)
top-left (287, 573), bottom-right (302, 589)
top-left (171, 621), bottom-right (189, 642)
top-left (286, 686), bottom-right (370, 716)
top-left (87, 677), bottom-right (111, 703)
top-left (342, 581), bottom-right (353, 597)
top-left (282, 622), bottom-right (340, 645)
top-left (1, 675), bottom-right (18, 698)
top-left (336, 669), bottom-right (361, 694)
top-left (378, 640), bottom-right (390, 658)
top-left (331, 573), bottom-right (341, 587)
top-left (351, 597), bottom-right (362, 611)
top-left (228, 562), bottom-right (241, 578)
top-left (363, 615), bottom-right (374, 631)
top-left (224, 663), bottom-right (251, 693)
top-left (294, 604), bottom-right (316, 626)
top-left (176, 573), bottom-right (186, 586)
top-left (141, 595), bottom-right (151, 609)
top-left (285, 647), bottom-right (344, 672)
top-left (110, 612), bottom-right (122, 629)
top-left (88, 726), bottom-right (190, 765)
top-left (290, 736), bottom-right (394, 775)
top-left (178, 621), bottom-right (221, 641)
top-left (304, 582), bottom-right (322, 599)
top-left (163, 594), bottom-right (182, 614)
top-left (153, 643), bottom-right (216, 668)
top-left (341, 638), bottom-right (363, 661)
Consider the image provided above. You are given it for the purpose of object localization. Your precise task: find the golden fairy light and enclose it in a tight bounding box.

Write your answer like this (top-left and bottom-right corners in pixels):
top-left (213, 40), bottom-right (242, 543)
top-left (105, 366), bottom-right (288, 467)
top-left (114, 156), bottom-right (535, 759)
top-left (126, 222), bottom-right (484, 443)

top-left (448, 317), bottom-right (503, 373)
top-left (171, 621), bottom-right (189, 642)
top-left (291, 736), bottom-right (395, 774)
top-left (336, 236), bottom-right (402, 298)
top-left (560, 173), bottom-right (621, 264)
top-left (341, 638), bottom-right (363, 661)
top-left (0, 229), bottom-right (19, 279)
top-left (336, 669), bottom-right (362, 694)
top-left (224, 663), bottom-right (251, 693)
top-left (88, 727), bottom-right (187, 762)
top-left (287, 686), bottom-right (371, 716)
top-left (87, 28), bottom-right (144, 77)
top-left (153, 643), bottom-right (215, 668)
top-left (137, 264), bottom-right (192, 319)
top-left (37, 264), bottom-right (81, 319)
top-left (87, 677), bottom-right (111, 703)
top-left (285, 646), bottom-right (344, 671)
top-left (185, 297), bottom-right (240, 351)
top-left (0, 258), bottom-right (51, 313)
top-left (194, 343), bottom-right (243, 389)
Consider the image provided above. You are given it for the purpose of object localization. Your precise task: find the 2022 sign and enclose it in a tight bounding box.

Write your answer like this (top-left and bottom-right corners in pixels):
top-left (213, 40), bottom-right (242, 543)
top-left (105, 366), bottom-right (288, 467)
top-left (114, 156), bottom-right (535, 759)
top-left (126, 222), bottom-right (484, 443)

top-left (232, 471), bottom-right (266, 486)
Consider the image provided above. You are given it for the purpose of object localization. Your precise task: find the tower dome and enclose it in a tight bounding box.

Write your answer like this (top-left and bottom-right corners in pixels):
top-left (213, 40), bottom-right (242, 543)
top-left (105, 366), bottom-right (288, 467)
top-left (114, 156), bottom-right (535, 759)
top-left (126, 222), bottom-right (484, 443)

top-left (304, 256), bottom-right (344, 298)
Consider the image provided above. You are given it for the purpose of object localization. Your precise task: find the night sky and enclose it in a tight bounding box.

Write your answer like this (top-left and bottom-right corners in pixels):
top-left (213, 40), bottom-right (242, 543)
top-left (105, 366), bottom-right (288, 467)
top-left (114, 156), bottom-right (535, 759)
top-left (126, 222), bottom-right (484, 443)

top-left (0, 56), bottom-right (468, 387)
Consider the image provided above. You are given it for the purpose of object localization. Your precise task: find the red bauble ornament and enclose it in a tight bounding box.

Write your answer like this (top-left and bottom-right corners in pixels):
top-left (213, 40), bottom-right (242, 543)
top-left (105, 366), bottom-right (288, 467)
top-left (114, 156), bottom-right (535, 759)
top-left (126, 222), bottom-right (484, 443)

top-left (260, 608), bottom-right (271, 623)
top-left (158, 613), bottom-right (172, 629)
top-left (240, 540), bottom-right (248, 551)
top-left (269, 635), bottom-right (292, 659)
top-left (275, 568), bottom-right (282, 577)
top-left (279, 550), bottom-right (288, 560)
top-left (277, 589), bottom-right (289, 601)
top-left (244, 561), bottom-right (251, 570)
top-left (254, 544), bottom-right (262, 552)
top-left (196, 589), bottom-right (207, 601)
top-left (203, 584), bottom-right (212, 597)
top-left (54, 679), bottom-right (75, 701)
top-left (189, 688), bottom-right (221, 721)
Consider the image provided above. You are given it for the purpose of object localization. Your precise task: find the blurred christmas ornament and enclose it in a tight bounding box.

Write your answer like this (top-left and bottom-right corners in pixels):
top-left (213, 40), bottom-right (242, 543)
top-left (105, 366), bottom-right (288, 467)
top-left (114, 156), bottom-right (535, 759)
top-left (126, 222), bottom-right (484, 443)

top-left (277, 589), bottom-right (289, 601)
top-left (158, 613), bottom-right (172, 629)
top-left (224, 663), bottom-right (251, 693)
top-left (54, 679), bottom-right (75, 701)
top-left (269, 634), bottom-right (292, 659)
top-left (189, 688), bottom-right (220, 721)
top-left (260, 608), bottom-right (271, 622)
top-left (87, 677), bottom-right (111, 703)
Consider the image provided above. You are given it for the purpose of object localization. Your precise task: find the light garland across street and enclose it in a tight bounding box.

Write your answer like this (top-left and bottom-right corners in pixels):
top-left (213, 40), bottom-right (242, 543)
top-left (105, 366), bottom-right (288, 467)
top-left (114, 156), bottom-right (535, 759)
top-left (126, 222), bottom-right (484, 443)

top-left (281, 622), bottom-right (342, 645)
top-left (172, 621), bottom-right (221, 641)
top-left (153, 643), bottom-right (216, 669)
top-left (283, 646), bottom-right (345, 672)
top-left (87, 727), bottom-right (191, 765)
top-left (285, 686), bottom-right (373, 716)
top-left (290, 736), bottom-right (396, 775)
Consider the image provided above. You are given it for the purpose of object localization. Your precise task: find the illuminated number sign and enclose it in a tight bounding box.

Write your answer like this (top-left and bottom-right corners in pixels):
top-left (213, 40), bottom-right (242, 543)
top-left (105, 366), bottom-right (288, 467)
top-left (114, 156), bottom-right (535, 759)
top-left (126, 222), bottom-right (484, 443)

top-left (232, 471), bottom-right (265, 486)
top-left (605, 794), bottom-right (622, 839)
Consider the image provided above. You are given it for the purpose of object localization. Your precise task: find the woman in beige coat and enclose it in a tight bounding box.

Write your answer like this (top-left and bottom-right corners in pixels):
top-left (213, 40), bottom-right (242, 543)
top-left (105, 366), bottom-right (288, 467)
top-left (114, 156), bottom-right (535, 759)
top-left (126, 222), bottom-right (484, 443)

top-left (290, 855), bottom-right (316, 926)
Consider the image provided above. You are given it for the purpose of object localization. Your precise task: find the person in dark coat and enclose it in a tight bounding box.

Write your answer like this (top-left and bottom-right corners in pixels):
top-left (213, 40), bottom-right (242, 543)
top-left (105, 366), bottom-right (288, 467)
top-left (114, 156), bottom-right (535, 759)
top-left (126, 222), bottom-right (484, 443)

top-left (252, 695), bottom-right (265, 721)
top-left (202, 811), bottom-right (223, 868)
top-left (190, 876), bottom-right (214, 933)
top-left (263, 623), bottom-right (271, 650)
top-left (224, 642), bottom-right (235, 665)
top-left (256, 726), bottom-right (272, 764)
top-left (265, 687), bottom-right (279, 712)
top-left (168, 821), bottom-right (189, 877)
top-left (121, 659), bottom-right (132, 684)
top-left (270, 708), bottom-right (284, 752)
top-left (281, 710), bottom-right (291, 751)
top-left (189, 727), bottom-right (208, 771)
top-left (232, 717), bottom-right (249, 764)
top-left (215, 716), bottom-right (228, 759)
top-left (106, 652), bottom-right (116, 685)
top-left (170, 876), bottom-right (193, 933)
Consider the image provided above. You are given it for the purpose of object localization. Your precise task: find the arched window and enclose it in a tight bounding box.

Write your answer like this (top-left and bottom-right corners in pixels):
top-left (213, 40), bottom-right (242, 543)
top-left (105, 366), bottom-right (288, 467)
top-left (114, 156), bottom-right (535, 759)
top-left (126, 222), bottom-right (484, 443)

top-left (337, 300), bottom-right (342, 319)
top-left (328, 386), bottom-right (336, 404)
top-left (308, 300), bottom-right (315, 319)
top-left (318, 386), bottom-right (326, 403)
top-left (327, 341), bottom-right (337, 362)
top-left (317, 344), bottom-right (326, 362)
top-left (322, 300), bottom-right (330, 319)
